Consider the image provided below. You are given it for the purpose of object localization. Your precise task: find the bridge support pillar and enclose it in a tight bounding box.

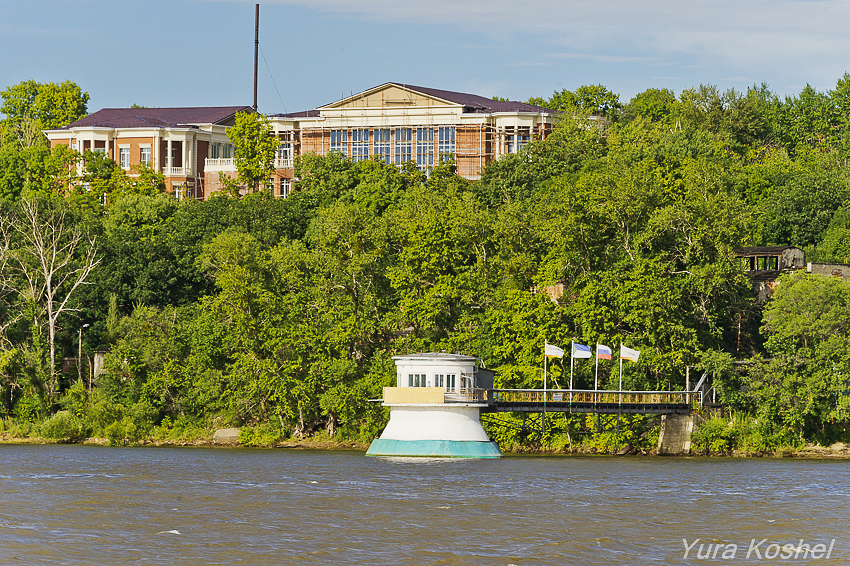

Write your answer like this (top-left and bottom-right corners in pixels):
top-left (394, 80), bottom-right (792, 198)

top-left (657, 414), bottom-right (694, 455)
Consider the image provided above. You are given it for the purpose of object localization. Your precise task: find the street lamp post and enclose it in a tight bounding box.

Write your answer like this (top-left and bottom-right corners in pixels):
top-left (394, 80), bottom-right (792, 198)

top-left (78, 323), bottom-right (89, 387)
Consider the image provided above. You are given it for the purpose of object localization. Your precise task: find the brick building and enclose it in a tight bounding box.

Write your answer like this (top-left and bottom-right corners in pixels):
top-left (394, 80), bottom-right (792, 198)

top-left (266, 82), bottom-right (559, 197)
top-left (44, 83), bottom-right (559, 200)
top-left (44, 106), bottom-right (251, 199)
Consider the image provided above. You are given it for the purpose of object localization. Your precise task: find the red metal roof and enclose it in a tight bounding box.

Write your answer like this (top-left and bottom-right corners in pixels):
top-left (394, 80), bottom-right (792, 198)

top-left (272, 83), bottom-right (558, 118)
top-left (62, 106), bottom-right (253, 129)
top-left (394, 83), bottom-right (557, 114)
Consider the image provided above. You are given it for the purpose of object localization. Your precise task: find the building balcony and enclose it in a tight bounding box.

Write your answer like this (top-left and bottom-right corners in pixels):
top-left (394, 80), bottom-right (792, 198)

top-left (204, 158), bottom-right (236, 172)
top-left (381, 387), bottom-right (488, 405)
top-left (163, 166), bottom-right (187, 176)
top-left (275, 157), bottom-right (293, 169)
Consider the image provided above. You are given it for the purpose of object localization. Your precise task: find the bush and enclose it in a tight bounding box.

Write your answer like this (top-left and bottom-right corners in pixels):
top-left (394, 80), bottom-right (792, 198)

top-left (14, 389), bottom-right (44, 423)
top-left (39, 411), bottom-right (89, 441)
top-left (691, 416), bottom-right (735, 454)
top-left (104, 400), bottom-right (157, 446)
top-left (60, 380), bottom-right (90, 418)
top-left (238, 421), bottom-right (286, 447)
top-left (731, 415), bottom-right (787, 454)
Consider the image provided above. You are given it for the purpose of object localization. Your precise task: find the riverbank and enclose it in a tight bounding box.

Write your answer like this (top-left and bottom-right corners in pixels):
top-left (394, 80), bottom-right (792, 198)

top-left (3, 430), bottom-right (850, 459)
top-left (0, 431), bottom-right (370, 450)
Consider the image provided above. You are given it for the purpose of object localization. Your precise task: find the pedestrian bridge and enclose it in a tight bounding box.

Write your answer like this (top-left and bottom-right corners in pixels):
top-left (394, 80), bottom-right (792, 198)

top-left (382, 387), bottom-right (699, 415)
top-left (485, 389), bottom-right (698, 415)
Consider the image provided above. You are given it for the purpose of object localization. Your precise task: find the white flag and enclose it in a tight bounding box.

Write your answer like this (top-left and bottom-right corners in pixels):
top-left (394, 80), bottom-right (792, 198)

top-left (572, 342), bottom-right (592, 359)
top-left (620, 344), bottom-right (640, 362)
top-left (544, 342), bottom-right (564, 358)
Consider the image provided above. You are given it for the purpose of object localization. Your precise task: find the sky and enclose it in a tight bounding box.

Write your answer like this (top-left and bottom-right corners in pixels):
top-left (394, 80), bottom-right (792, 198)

top-left (2, 0), bottom-right (850, 116)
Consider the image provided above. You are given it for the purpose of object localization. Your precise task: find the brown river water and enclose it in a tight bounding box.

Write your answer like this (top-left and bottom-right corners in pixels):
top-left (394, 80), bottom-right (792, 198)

top-left (0, 444), bottom-right (846, 565)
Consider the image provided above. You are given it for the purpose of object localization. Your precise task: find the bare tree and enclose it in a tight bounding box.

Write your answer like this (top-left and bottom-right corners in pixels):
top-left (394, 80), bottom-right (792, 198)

top-left (0, 217), bottom-right (16, 343)
top-left (8, 196), bottom-right (100, 403)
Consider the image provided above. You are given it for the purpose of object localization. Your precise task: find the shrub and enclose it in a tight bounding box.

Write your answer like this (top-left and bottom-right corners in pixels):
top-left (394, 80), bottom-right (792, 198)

top-left (691, 416), bottom-right (735, 454)
top-left (104, 400), bottom-right (157, 446)
top-left (238, 421), bottom-right (286, 447)
top-left (14, 389), bottom-right (44, 423)
top-left (39, 411), bottom-right (89, 442)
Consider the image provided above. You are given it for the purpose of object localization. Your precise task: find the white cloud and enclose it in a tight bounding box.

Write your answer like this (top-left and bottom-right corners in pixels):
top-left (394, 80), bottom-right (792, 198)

top-left (227, 0), bottom-right (850, 88)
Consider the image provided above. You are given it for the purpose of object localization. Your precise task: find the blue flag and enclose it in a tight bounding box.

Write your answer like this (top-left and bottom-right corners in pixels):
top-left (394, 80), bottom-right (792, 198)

top-left (572, 342), bottom-right (592, 359)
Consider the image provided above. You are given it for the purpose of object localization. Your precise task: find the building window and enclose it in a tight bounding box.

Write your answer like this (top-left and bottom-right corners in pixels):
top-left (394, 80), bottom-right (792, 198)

top-left (416, 128), bottom-right (434, 171)
top-left (434, 374), bottom-right (445, 388)
top-left (140, 147), bottom-right (151, 165)
top-left (517, 134), bottom-right (530, 152)
top-left (222, 144), bottom-right (231, 159)
top-left (506, 133), bottom-right (531, 154)
top-left (438, 127), bottom-right (455, 162)
top-left (174, 183), bottom-right (183, 201)
top-left (119, 147), bottom-right (130, 169)
top-left (394, 128), bottom-right (412, 164)
top-left (330, 129), bottom-right (348, 156)
top-left (277, 143), bottom-right (292, 167)
top-left (351, 129), bottom-right (369, 162)
top-left (446, 373), bottom-right (456, 391)
top-left (407, 373), bottom-right (427, 387)
top-left (210, 143), bottom-right (220, 159)
top-left (279, 179), bottom-right (291, 198)
top-left (374, 128), bottom-right (390, 164)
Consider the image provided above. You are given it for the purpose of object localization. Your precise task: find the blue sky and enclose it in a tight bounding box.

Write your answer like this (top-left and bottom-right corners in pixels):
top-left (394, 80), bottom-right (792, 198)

top-left (3, 0), bottom-right (850, 115)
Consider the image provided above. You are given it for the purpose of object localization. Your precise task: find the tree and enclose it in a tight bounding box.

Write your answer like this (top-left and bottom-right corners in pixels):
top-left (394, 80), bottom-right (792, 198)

top-left (624, 88), bottom-right (677, 123)
top-left (534, 85), bottom-right (621, 118)
top-left (226, 111), bottom-right (277, 192)
top-left (745, 272), bottom-right (850, 441)
top-left (1, 79), bottom-right (89, 132)
top-left (6, 196), bottom-right (100, 403)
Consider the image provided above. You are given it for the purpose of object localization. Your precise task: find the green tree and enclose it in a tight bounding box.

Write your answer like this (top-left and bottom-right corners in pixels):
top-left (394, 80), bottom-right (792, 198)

top-left (745, 272), bottom-right (850, 441)
top-left (624, 88), bottom-right (677, 123)
top-left (535, 84), bottom-right (621, 118)
top-left (226, 111), bottom-right (277, 192)
top-left (1, 79), bottom-right (89, 131)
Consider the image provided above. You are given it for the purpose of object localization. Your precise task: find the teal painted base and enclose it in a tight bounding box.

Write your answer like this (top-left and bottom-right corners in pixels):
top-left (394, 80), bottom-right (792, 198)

top-left (366, 439), bottom-right (502, 459)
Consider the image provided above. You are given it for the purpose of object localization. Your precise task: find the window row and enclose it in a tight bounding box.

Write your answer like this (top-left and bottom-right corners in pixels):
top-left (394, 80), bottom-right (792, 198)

top-left (265, 178), bottom-right (292, 198)
top-left (329, 127), bottom-right (456, 170)
top-left (407, 373), bottom-right (458, 390)
top-left (209, 142), bottom-right (232, 159)
top-left (118, 146), bottom-right (152, 170)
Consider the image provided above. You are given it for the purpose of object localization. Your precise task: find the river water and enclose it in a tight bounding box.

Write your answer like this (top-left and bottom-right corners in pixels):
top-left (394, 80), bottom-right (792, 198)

top-left (0, 445), bottom-right (846, 565)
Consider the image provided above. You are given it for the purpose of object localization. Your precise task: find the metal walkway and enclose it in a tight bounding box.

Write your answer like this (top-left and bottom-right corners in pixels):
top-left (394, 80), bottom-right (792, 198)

top-left (478, 389), bottom-right (699, 415)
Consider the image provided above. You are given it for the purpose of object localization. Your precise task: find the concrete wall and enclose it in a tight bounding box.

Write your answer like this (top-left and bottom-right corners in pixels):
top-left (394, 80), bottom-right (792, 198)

top-left (383, 387), bottom-right (445, 404)
top-left (658, 411), bottom-right (722, 455)
top-left (808, 262), bottom-right (850, 280)
top-left (657, 414), bottom-right (695, 455)
top-left (379, 406), bottom-right (490, 442)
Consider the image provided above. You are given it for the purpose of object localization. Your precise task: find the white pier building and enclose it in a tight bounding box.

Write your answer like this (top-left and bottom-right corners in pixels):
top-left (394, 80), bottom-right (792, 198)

top-left (366, 353), bottom-right (502, 458)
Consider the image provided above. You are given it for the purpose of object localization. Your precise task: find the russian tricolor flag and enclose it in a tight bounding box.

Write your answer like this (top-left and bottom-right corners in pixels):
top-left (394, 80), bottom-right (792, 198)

top-left (596, 344), bottom-right (612, 360)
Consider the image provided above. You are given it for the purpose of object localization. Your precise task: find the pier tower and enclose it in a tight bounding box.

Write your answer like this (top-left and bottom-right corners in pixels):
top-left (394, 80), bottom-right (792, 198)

top-left (366, 353), bottom-right (502, 458)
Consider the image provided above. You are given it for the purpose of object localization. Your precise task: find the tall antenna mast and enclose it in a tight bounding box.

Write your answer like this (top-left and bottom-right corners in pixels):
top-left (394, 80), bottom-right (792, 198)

top-left (253, 3), bottom-right (259, 111)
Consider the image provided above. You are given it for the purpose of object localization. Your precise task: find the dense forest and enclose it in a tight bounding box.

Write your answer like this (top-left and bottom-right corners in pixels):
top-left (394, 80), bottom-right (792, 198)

top-left (2, 78), bottom-right (850, 452)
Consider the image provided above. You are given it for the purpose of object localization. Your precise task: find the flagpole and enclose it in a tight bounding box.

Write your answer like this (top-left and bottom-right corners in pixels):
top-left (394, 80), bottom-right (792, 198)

top-left (619, 343), bottom-right (623, 406)
top-left (569, 342), bottom-right (574, 390)
top-left (543, 341), bottom-right (547, 435)
top-left (594, 343), bottom-right (599, 405)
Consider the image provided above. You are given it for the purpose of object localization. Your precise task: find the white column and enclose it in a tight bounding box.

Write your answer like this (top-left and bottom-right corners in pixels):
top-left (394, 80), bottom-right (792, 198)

top-left (167, 139), bottom-right (172, 171)
top-left (153, 134), bottom-right (159, 169)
